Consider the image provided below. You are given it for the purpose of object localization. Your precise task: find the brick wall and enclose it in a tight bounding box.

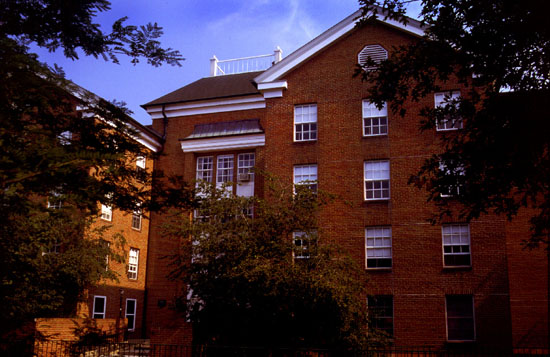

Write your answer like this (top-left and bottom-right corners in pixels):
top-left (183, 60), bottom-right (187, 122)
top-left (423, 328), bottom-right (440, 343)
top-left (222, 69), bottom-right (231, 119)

top-left (84, 155), bottom-right (154, 339)
top-left (143, 19), bottom-right (546, 350)
top-left (261, 22), bottom-right (512, 348)
top-left (505, 208), bottom-right (548, 349)
top-left (146, 108), bottom-right (267, 345)
top-left (35, 317), bottom-right (127, 341)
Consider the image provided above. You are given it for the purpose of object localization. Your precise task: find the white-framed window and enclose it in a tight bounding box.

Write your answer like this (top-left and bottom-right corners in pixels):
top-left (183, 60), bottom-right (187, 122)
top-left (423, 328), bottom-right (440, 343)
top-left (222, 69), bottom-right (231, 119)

top-left (216, 155), bottom-right (234, 188)
top-left (128, 248), bottom-right (139, 280)
top-left (446, 295), bottom-right (475, 341)
top-left (442, 224), bottom-right (471, 267)
top-left (294, 164), bottom-right (318, 192)
top-left (125, 298), bottom-right (137, 331)
top-left (435, 91), bottom-right (462, 131)
top-left (100, 204), bottom-right (112, 221)
top-left (58, 131), bottom-right (72, 145)
top-left (47, 199), bottom-right (63, 210)
top-left (293, 231), bottom-right (312, 259)
top-left (47, 190), bottom-right (63, 210)
top-left (196, 156), bottom-right (213, 182)
top-left (358, 44), bottom-right (388, 70)
top-left (135, 156), bottom-right (147, 182)
top-left (439, 160), bottom-right (465, 197)
top-left (365, 227), bottom-right (392, 269)
top-left (367, 295), bottom-right (393, 336)
top-left (294, 104), bottom-right (317, 142)
top-left (136, 156), bottom-right (146, 170)
top-left (42, 238), bottom-right (61, 255)
top-left (363, 101), bottom-right (388, 136)
top-left (237, 153), bottom-right (255, 182)
top-left (100, 240), bottom-right (110, 271)
top-left (131, 211), bottom-right (142, 231)
top-left (92, 295), bottom-right (106, 319)
top-left (364, 160), bottom-right (390, 200)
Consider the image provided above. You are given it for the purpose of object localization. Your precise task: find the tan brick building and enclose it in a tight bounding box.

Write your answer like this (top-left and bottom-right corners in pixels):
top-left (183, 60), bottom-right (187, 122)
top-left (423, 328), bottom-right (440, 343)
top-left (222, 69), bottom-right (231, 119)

top-left (140, 10), bottom-right (548, 350)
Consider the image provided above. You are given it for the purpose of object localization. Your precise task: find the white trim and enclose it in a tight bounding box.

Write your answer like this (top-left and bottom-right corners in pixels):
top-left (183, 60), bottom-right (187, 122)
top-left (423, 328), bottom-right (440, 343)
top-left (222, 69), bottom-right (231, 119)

top-left (100, 204), bottom-right (112, 222)
top-left (181, 134), bottom-right (265, 153)
top-left (92, 295), bottom-right (107, 319)
top-left (125, 298), bottom-right (137, 331)
top-left (364, 160), bottom-right (391, 201)
top-left (442, 224), bottom-right (471, 268)
top-left (134, 129), bottom-right (163, 152)
top-left (365, 226), bottom-right (392, 270)
top-left (146, 95), bottom-right (266, 119)
top-left (257, 81), bottom-right (287, 98)
top-left (128, 248), bottom-right (139, 280)
top-left (257, 81), bottom-right (288, 91)
top-left (255, 10), bottom-right (424, 84)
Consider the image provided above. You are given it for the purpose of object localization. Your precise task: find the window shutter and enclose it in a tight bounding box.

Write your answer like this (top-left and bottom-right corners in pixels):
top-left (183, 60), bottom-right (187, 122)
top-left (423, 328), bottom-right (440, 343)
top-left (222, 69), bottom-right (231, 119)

top-left (358, 45), bottom-right (388, 70)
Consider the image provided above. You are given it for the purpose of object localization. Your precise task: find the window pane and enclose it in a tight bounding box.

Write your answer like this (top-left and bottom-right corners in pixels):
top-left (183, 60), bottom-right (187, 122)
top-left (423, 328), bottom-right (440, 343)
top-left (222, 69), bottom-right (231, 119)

top-left (295, 104), bottom-right (317, 141)
top-left (442, 224), bottom-right (471, 267)
top-left (363, 101), bottom-right (388, 136)
top-left (446, 295), bottom-right (475, 341)
top-left (366, 227), bottom-right (392, 269)
top-left (216, 155), bottom-right (234, 184)
top-left (368, 295), bottom-right (393, 336)
top-left (196, 156), bottom-right (213, 182)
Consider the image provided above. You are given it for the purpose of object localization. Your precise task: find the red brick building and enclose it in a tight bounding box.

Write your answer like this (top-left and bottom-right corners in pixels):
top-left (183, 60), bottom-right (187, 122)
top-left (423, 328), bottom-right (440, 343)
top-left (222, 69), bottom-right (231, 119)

top-left (82, 122), bottom-right (162, 340)
top-left (140, 10), bottom-right (548, 350)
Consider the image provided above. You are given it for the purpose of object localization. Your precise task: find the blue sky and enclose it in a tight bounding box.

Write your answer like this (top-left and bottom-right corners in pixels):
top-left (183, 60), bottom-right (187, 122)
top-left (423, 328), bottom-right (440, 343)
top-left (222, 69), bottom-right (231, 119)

top-left (31, 0), bottom-right (420, 125)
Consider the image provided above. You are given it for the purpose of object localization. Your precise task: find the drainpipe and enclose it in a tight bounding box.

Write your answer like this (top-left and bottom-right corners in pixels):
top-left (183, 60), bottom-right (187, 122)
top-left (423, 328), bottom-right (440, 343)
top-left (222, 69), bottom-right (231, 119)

top-left (161, 104), bottom-right (168, 140)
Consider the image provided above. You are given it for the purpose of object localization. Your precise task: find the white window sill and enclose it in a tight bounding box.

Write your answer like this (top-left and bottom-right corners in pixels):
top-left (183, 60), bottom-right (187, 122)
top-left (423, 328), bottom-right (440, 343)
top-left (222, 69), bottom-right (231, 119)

top-left (363, 134), bottom-right (388, 138)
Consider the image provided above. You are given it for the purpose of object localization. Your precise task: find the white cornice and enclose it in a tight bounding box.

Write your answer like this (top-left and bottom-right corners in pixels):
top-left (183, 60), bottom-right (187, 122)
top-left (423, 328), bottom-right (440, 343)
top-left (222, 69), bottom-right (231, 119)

top-left (257, 80), bottom-right (287, 99)
top-left (255, 9), bottom-right (424, 84)
top-left (146, 95), bottom-right (266, 119)
top-left (83, 113), bottom-right (163, 153)
top-left (134, 130), bottom-right (163, 152)
top-left (257, 81), bottom-right (288, 91)
top-left (180, 134), bottom-right (265, 153)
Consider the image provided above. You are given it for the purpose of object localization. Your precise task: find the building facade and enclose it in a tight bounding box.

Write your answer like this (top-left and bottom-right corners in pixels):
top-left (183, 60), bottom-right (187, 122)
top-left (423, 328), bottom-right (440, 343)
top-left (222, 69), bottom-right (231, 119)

top-left (140, 10), bottom-right (548, 350)
top-left (82, 120), bottom-right (162, 340)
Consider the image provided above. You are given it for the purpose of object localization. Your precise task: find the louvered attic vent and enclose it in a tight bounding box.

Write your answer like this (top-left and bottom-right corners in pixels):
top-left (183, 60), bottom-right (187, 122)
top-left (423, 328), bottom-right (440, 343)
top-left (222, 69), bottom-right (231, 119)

top-left (358, 45), bottom-right (388, 70)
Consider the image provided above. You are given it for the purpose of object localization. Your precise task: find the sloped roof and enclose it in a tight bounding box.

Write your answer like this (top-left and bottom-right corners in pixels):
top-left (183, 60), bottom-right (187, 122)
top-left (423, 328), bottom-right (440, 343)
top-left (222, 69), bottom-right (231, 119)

top-left (143, 71), bottom-right (263, 107)
top-left (181, 119), bottom-right (264, 140)
top-left (61, 79), bottom-right (164, 151)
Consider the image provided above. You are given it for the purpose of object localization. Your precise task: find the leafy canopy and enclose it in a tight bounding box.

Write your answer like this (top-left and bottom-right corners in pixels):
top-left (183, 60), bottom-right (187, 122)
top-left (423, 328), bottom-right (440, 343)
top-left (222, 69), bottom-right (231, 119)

top-left (358, 0), bottom-right (550, 244)
top-left (0, 0), bottom-right (187, 340)
top-left (163, 181), bottom-right (379, 350)
top-left (1, 0), bottom-right (184, 66)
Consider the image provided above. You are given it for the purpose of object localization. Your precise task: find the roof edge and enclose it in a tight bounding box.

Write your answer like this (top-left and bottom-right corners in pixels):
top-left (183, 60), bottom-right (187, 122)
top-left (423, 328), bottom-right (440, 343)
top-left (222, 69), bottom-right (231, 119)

top-left (255, 8), bottom-right (423, 84)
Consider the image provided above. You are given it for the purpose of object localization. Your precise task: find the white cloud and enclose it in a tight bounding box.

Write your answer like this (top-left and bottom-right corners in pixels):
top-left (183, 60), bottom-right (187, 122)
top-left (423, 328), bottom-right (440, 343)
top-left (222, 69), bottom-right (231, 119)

top-left (204, 0), bottom-right (328, 59)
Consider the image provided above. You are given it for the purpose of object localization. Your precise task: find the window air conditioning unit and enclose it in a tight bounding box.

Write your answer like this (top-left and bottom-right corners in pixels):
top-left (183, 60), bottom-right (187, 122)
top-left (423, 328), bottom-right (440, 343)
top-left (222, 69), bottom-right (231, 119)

top-left (238, 173), bottom-right (251, 182)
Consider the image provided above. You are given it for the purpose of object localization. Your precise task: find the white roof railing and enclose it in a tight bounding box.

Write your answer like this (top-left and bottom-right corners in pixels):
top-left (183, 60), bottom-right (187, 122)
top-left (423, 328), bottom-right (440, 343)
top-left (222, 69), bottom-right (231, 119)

top-left (210, 47), bottom-right (283, 76)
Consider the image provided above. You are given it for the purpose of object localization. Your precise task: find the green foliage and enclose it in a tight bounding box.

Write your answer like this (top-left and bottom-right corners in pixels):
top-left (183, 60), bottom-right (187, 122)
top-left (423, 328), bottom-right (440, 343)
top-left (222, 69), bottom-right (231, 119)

top-left (0, 202), bottom-right (126, 336)
top-left (164, 180), bottom-right (376, 350)
top-left (358, 0), bottom-right (550, 245)
top-left (0, 1), bottom-right (188, 340)
top-left (0, 0), bottom-right (183, 66)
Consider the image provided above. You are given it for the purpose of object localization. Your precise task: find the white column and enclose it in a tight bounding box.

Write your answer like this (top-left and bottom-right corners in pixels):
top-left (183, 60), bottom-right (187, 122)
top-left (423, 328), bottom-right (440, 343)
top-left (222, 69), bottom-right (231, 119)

top-left (274, 46), bottom-right (283, 63)
top-left (210, 55), bottom-right (219, 76)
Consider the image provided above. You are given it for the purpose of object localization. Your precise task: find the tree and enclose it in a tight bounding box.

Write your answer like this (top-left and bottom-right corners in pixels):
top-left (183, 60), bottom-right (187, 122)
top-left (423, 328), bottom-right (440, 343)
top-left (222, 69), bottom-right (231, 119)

top-left (357, 0), bottom-right (550, 245)
top-left (0, 0), bottom-right (188, 341)
top-left (163, 181), bottom-right (379, 351)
